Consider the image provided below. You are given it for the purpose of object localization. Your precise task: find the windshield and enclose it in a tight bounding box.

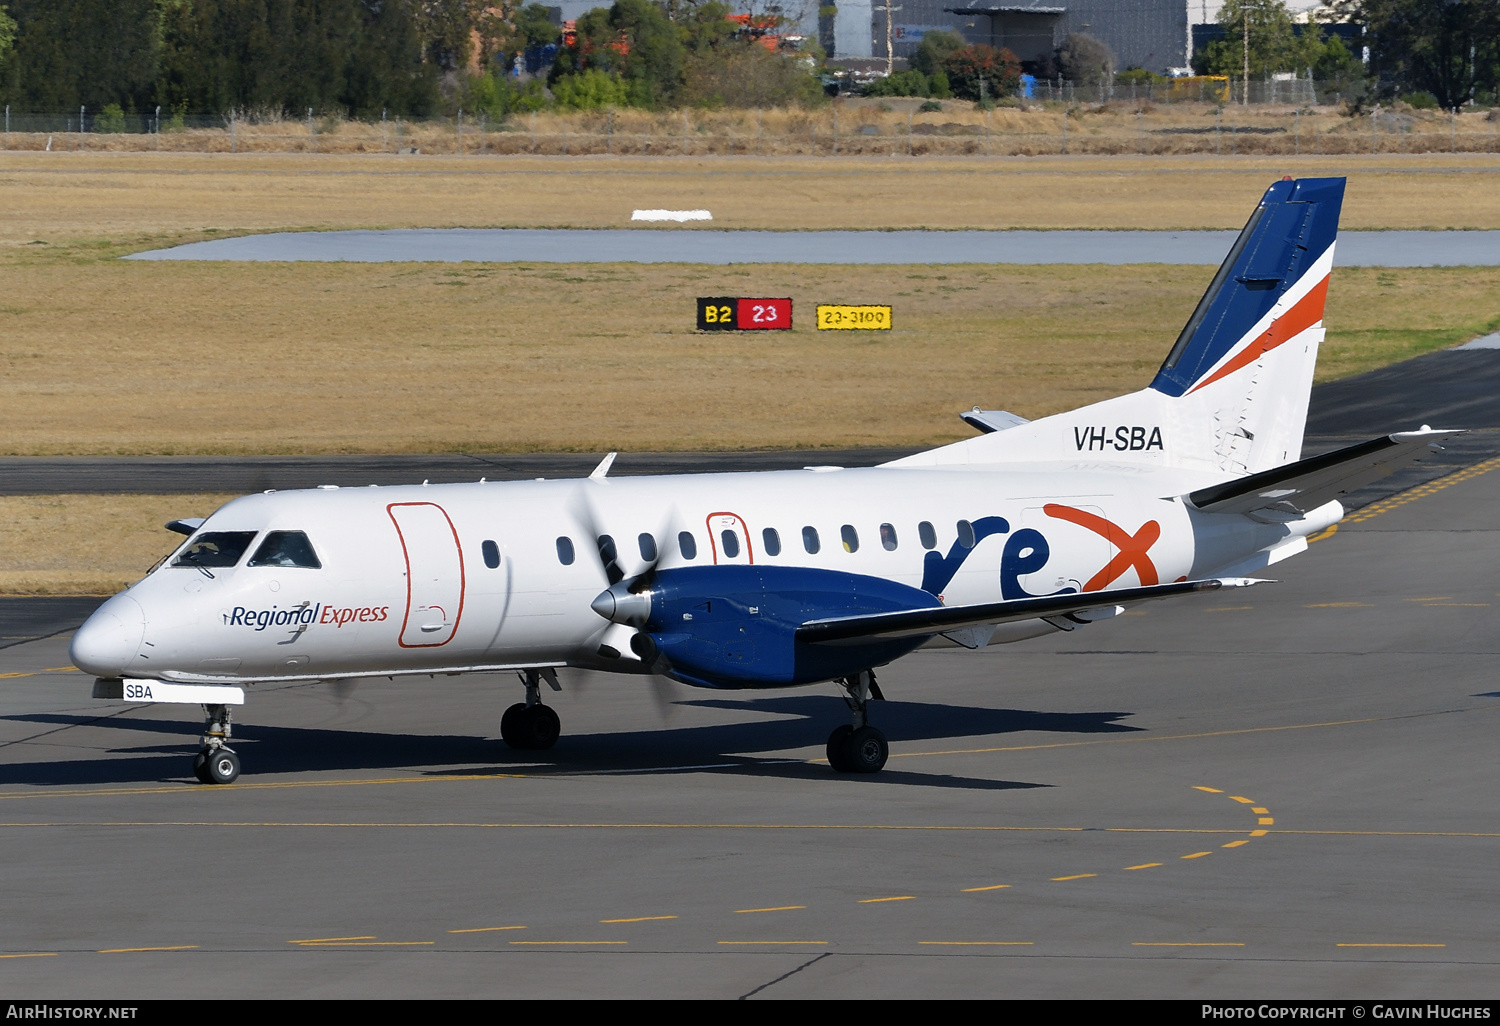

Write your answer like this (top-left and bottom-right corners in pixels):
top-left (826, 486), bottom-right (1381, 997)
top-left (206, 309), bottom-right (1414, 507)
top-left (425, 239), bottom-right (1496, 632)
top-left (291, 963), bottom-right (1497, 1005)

top-left (247, 531), bottom-right (322, 569)
top-left (172, 531), bottom-right (258, 569)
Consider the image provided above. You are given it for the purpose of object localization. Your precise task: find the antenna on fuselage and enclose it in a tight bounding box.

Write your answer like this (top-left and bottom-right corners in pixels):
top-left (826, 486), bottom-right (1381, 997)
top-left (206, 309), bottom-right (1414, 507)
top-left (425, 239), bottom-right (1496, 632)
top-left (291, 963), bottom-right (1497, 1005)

top-left (590, 452), bottom-right (618, 480)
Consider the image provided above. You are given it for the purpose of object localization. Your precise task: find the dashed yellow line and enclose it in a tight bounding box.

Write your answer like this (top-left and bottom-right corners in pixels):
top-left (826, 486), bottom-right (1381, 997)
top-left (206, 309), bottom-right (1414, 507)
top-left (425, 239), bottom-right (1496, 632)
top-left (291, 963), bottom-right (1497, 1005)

top-left (1133, 942), bottom-right (1244, 947)
top-left (99, 945), bottom-right (198, 953)
top-left (920, 941), bottom-right (1032, 946)
top-left (600, 916), bottom-right (677, 923)
top-left (0, 952), bottom-right (58, 959)
top-left (1222, 840), bottom-right (1250, 848)
top-left (1337, 943), bottom-right (1446, 948)
top-left (858, 896), bottom-right (915, 903)
top-left (0, 666), bottom-right (77, 679)
top-left (960, 884), bottom-right (1011, 892)
top-left (1051, 874), bottom-right (1096, 881)
top-left (1124, 863), bottom-right (1163, 870)
top-left (290, 936), bottom-right (375, 943)
top-left (717, 941), bottom-right (826, 946)
top-left (1192, 786), bottom-right (1223, 793)
top-left (735, 906), bottom-right (805, 914)
top-left (1252, 807), bottom-right (1269, 814)
top-left (1346, 454), bottom-right (1500, 524)
top-left (449, 926), bottom-right (525, 933)
top-left (1181, 852), bottom-right (1213, 859)
top-left (297, 941), bottom-right (434, 947)
top-left (1229, 796), bottom-right (1255, 804)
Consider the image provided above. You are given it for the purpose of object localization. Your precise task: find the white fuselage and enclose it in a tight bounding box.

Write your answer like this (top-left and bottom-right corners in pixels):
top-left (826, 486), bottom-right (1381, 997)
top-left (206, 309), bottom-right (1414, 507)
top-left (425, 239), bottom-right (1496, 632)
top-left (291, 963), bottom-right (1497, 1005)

top-left (71, 463), bottom-right (1336, 687)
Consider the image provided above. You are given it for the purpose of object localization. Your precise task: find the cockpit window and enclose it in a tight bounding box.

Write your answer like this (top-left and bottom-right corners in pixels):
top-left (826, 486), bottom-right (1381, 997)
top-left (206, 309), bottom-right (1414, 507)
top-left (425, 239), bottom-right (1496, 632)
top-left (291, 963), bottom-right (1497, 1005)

top-left (247, 531), bottom-right (322, 569)
top-left (173, 531), bottom-right (258, 569)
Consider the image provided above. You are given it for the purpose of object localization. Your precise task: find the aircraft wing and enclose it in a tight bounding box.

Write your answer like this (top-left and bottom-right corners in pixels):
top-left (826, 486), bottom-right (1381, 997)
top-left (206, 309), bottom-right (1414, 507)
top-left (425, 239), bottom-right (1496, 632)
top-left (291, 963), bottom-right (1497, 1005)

top-left (796, 578), bottom-right (1261, 645)
top-left (1187, 428), bottom-right (1458, 518)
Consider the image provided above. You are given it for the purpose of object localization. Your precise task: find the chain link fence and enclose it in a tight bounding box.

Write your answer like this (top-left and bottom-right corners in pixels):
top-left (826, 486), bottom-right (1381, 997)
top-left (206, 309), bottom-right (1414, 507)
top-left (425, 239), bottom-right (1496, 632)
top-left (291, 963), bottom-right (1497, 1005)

top-left (4, 98), bottom-right (1497, 157)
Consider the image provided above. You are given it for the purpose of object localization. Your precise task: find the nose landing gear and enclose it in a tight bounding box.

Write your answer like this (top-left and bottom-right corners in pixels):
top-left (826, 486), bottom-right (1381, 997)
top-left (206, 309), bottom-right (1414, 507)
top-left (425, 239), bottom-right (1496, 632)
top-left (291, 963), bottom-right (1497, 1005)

top-left (501, 668), bottom-right (562, 750)
top-left (826, 670), bottom-right (889, 774)
top-left (192, 703), bottom-right (240, 785)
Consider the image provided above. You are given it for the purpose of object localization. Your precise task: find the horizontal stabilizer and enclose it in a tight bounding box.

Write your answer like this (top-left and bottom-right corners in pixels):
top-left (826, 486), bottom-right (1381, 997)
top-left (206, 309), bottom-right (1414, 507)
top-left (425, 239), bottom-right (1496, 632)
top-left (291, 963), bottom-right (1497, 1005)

top-left (960, 408), bottom-right (1030, 434)
top-left (796, 578), bottom-right (1263, 645)
top-left (1188, 428), bottom-right (1458, 517)
top-left (165, 518), bottom-right (205, 536)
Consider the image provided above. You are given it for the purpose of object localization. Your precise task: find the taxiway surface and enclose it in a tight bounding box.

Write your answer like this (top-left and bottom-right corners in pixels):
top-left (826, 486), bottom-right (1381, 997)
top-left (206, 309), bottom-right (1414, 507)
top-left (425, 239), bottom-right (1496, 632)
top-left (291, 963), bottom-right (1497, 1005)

top-left (1, 445), bottom-right (1497, 998)
top-left (126, 228), bottom-right (1500, 266)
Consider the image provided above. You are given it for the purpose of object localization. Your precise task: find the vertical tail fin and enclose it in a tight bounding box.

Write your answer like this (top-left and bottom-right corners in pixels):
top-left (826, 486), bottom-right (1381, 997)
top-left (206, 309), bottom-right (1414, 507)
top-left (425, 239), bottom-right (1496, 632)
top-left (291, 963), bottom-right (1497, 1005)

top-left (1150, 177), bottom-right (1345, 473)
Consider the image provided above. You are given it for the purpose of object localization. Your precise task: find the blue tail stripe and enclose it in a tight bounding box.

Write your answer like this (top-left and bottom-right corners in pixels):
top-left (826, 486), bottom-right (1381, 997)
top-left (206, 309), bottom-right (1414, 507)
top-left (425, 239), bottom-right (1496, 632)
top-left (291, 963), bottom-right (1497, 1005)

top-left (1149, 177), bottom-right (1346, 398)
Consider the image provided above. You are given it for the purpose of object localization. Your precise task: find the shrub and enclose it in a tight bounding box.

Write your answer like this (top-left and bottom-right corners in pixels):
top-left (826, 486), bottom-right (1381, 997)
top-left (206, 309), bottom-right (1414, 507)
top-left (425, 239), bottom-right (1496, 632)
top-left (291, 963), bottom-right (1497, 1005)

top-left (941, 45), bottom-right (1020, 101)
top-left (94, 103), bottom-right (128, 133)
top-left (1056, 33), bottom-right (1115, 86)
top-left (1401, 91), bottom-right (1439, 110)
top-left (552, 68), bottom-right (634, 109)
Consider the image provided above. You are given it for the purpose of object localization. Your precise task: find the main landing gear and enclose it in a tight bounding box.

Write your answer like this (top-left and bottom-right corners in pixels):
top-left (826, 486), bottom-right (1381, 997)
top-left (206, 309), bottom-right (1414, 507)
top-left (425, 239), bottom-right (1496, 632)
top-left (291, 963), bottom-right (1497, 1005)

top-left (501, 668), bottom-right (562, 750)
top-left (192, 703), bottom-right (240, 785)
top-left (826, 670), bottom-right (889, 774)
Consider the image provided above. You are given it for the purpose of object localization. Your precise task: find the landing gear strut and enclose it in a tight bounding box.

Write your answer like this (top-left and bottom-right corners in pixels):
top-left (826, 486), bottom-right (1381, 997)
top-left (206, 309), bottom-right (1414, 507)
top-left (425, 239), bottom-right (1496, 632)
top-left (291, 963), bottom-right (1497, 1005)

top-left (193, 703), bottom-right (240, 785)
top-left (501, 668), bottom-right (562, 750)
top-left (826, 670), bottom-right (889, 774)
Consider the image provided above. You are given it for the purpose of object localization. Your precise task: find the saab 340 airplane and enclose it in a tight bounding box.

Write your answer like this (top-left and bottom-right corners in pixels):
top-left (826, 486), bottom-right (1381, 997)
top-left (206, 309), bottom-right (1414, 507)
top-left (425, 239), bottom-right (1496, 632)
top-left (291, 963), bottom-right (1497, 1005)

top-left (71, 176), bottom-right (1449, 785)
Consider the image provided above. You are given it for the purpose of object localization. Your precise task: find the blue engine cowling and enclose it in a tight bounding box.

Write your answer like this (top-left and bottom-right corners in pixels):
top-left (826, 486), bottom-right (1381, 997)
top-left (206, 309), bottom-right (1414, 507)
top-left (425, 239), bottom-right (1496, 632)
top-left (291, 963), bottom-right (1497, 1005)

top-left (639, 565), bottom-right (942, 689)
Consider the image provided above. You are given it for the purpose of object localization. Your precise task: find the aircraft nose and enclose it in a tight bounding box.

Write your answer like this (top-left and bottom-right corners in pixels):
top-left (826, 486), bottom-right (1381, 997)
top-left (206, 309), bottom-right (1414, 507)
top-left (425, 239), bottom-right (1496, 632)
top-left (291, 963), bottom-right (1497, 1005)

top-left (70, 594), bottom-right (146, 677)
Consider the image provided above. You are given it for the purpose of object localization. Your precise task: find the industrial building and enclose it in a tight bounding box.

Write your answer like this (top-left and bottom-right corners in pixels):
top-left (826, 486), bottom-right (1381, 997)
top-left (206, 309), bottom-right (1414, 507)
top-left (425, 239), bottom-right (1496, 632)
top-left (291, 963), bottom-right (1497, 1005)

top-left (833, 0), bottom-right (1191, 75)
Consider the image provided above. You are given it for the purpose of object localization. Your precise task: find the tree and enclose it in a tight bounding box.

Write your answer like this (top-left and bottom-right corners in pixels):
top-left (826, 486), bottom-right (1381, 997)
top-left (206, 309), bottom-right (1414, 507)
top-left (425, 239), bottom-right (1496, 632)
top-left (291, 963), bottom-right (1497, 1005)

top-left (941, 44), bottom-right (1019, 100)
top-left (0, 0), bottom-right (163, 112)
top-left (0, 5), bottom-right (16, 72)
top-left (562, 0), bottom-right (685, 107)
top-left (158, 0), bottom-right (438, 117)
top-left (908, 28), bottom-right (963, 77)
top-left (1334, 0), bottom-right (1500, 108)
top-left (1056, 32), bottom-right (1115, 86)
top-left (1193, 0), bottom-right (1325, 79)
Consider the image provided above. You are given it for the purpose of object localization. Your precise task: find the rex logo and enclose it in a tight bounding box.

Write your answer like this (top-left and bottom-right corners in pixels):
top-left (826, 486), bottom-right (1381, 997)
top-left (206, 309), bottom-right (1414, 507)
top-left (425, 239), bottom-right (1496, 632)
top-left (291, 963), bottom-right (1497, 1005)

top-left (1043, 504), bottom-right (1161, 591)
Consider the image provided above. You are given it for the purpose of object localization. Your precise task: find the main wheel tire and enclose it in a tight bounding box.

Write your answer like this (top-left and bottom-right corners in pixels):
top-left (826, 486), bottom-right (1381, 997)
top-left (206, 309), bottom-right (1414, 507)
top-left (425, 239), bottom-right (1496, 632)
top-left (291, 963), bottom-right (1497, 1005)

top-left (500, 703), bottom-right (529, 748)
top-left (526, 704), bottom-right (561, 750)
top-left (846, 726), bottom-right (889, 774)
top-left (826, 725), bottom-right (855, 773)
top-left (192, 750), bottom-right (211, 784)
top-left (205, 747), bottom-right (240, 785)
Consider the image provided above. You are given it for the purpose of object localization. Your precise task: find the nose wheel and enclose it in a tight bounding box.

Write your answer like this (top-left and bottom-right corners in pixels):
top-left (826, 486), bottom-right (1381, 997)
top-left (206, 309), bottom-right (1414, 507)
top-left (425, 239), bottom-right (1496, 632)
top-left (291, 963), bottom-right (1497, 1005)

top-left (502, 668), bottom-right (563, 750)
top-left (826, 671), bottom-right (889, 774)
top-left (192, 704), bottom-right (240, 784)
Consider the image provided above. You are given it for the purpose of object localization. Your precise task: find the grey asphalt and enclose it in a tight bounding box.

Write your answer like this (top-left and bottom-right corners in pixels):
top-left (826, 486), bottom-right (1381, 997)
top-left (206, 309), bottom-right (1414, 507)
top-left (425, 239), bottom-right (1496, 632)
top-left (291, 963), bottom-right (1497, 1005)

top-left (0, 454), bottom-right (1495, 996)
top-left (124, 228), bottom-right (1500, 266)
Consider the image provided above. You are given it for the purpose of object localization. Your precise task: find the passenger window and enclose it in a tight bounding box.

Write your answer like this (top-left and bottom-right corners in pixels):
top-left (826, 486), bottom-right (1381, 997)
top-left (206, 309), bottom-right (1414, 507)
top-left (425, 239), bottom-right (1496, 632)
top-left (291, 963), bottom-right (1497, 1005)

top-left (173, 531), bottom-right (258, 569)
top-left (638, 533), bottom-right (657, 562)
top-left (762, 527), bottom-right (781, 557)
top-left (597, 535), bottom-right (617, 565)
top-left (879, 523), bottom-right (898, 551)
top-left (919, 521), bottom-right (937, 549)
top-left (721, 530), bottom-right (741, 559)
top-left (678, 531), bottom-right (698, 560)
top-left (957, 520), bottom-right (976, 549)
top-left (247, 531), bottom-right (322, 569)
top-left (802, 526), bottom-right (820, 554)
top-left (481, 540), bottom-right (500, 569)
top-left (841, 525), bottom-right (859, 553)
top-left (556, 536), bottom-right (575, 565)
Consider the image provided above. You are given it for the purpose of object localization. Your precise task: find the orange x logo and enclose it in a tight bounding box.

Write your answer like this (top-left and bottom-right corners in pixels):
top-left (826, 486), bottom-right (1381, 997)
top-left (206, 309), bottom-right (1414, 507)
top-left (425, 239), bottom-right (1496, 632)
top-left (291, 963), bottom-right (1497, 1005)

top-left (1043, 503), bottom-right (1160, 591)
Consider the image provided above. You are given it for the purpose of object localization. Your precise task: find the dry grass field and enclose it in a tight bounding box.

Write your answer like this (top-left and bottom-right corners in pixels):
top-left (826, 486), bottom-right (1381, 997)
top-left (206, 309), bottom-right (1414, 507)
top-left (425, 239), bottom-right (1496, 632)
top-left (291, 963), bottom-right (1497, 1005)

top-left (3, 152), bottom-right (1500, 242)
top-left (0, 494), bottom-right (235, 595)
top-left (3, 252), bottom-right (1497, 456)
top-left (1, 150), bottom-right (1497, 592)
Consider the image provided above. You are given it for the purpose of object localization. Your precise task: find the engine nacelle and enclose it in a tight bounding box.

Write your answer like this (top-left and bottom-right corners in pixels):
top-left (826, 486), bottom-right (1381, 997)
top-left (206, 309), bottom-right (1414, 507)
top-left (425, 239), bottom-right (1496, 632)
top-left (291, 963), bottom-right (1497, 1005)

top-left (636, 565), bottom-right (941, 689)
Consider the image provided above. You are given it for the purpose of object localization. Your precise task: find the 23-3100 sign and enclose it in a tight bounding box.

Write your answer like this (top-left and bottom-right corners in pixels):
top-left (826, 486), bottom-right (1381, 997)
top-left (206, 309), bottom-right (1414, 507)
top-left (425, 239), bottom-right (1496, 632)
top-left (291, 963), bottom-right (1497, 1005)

top-left (697, 297), bottom-right (792, 331)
